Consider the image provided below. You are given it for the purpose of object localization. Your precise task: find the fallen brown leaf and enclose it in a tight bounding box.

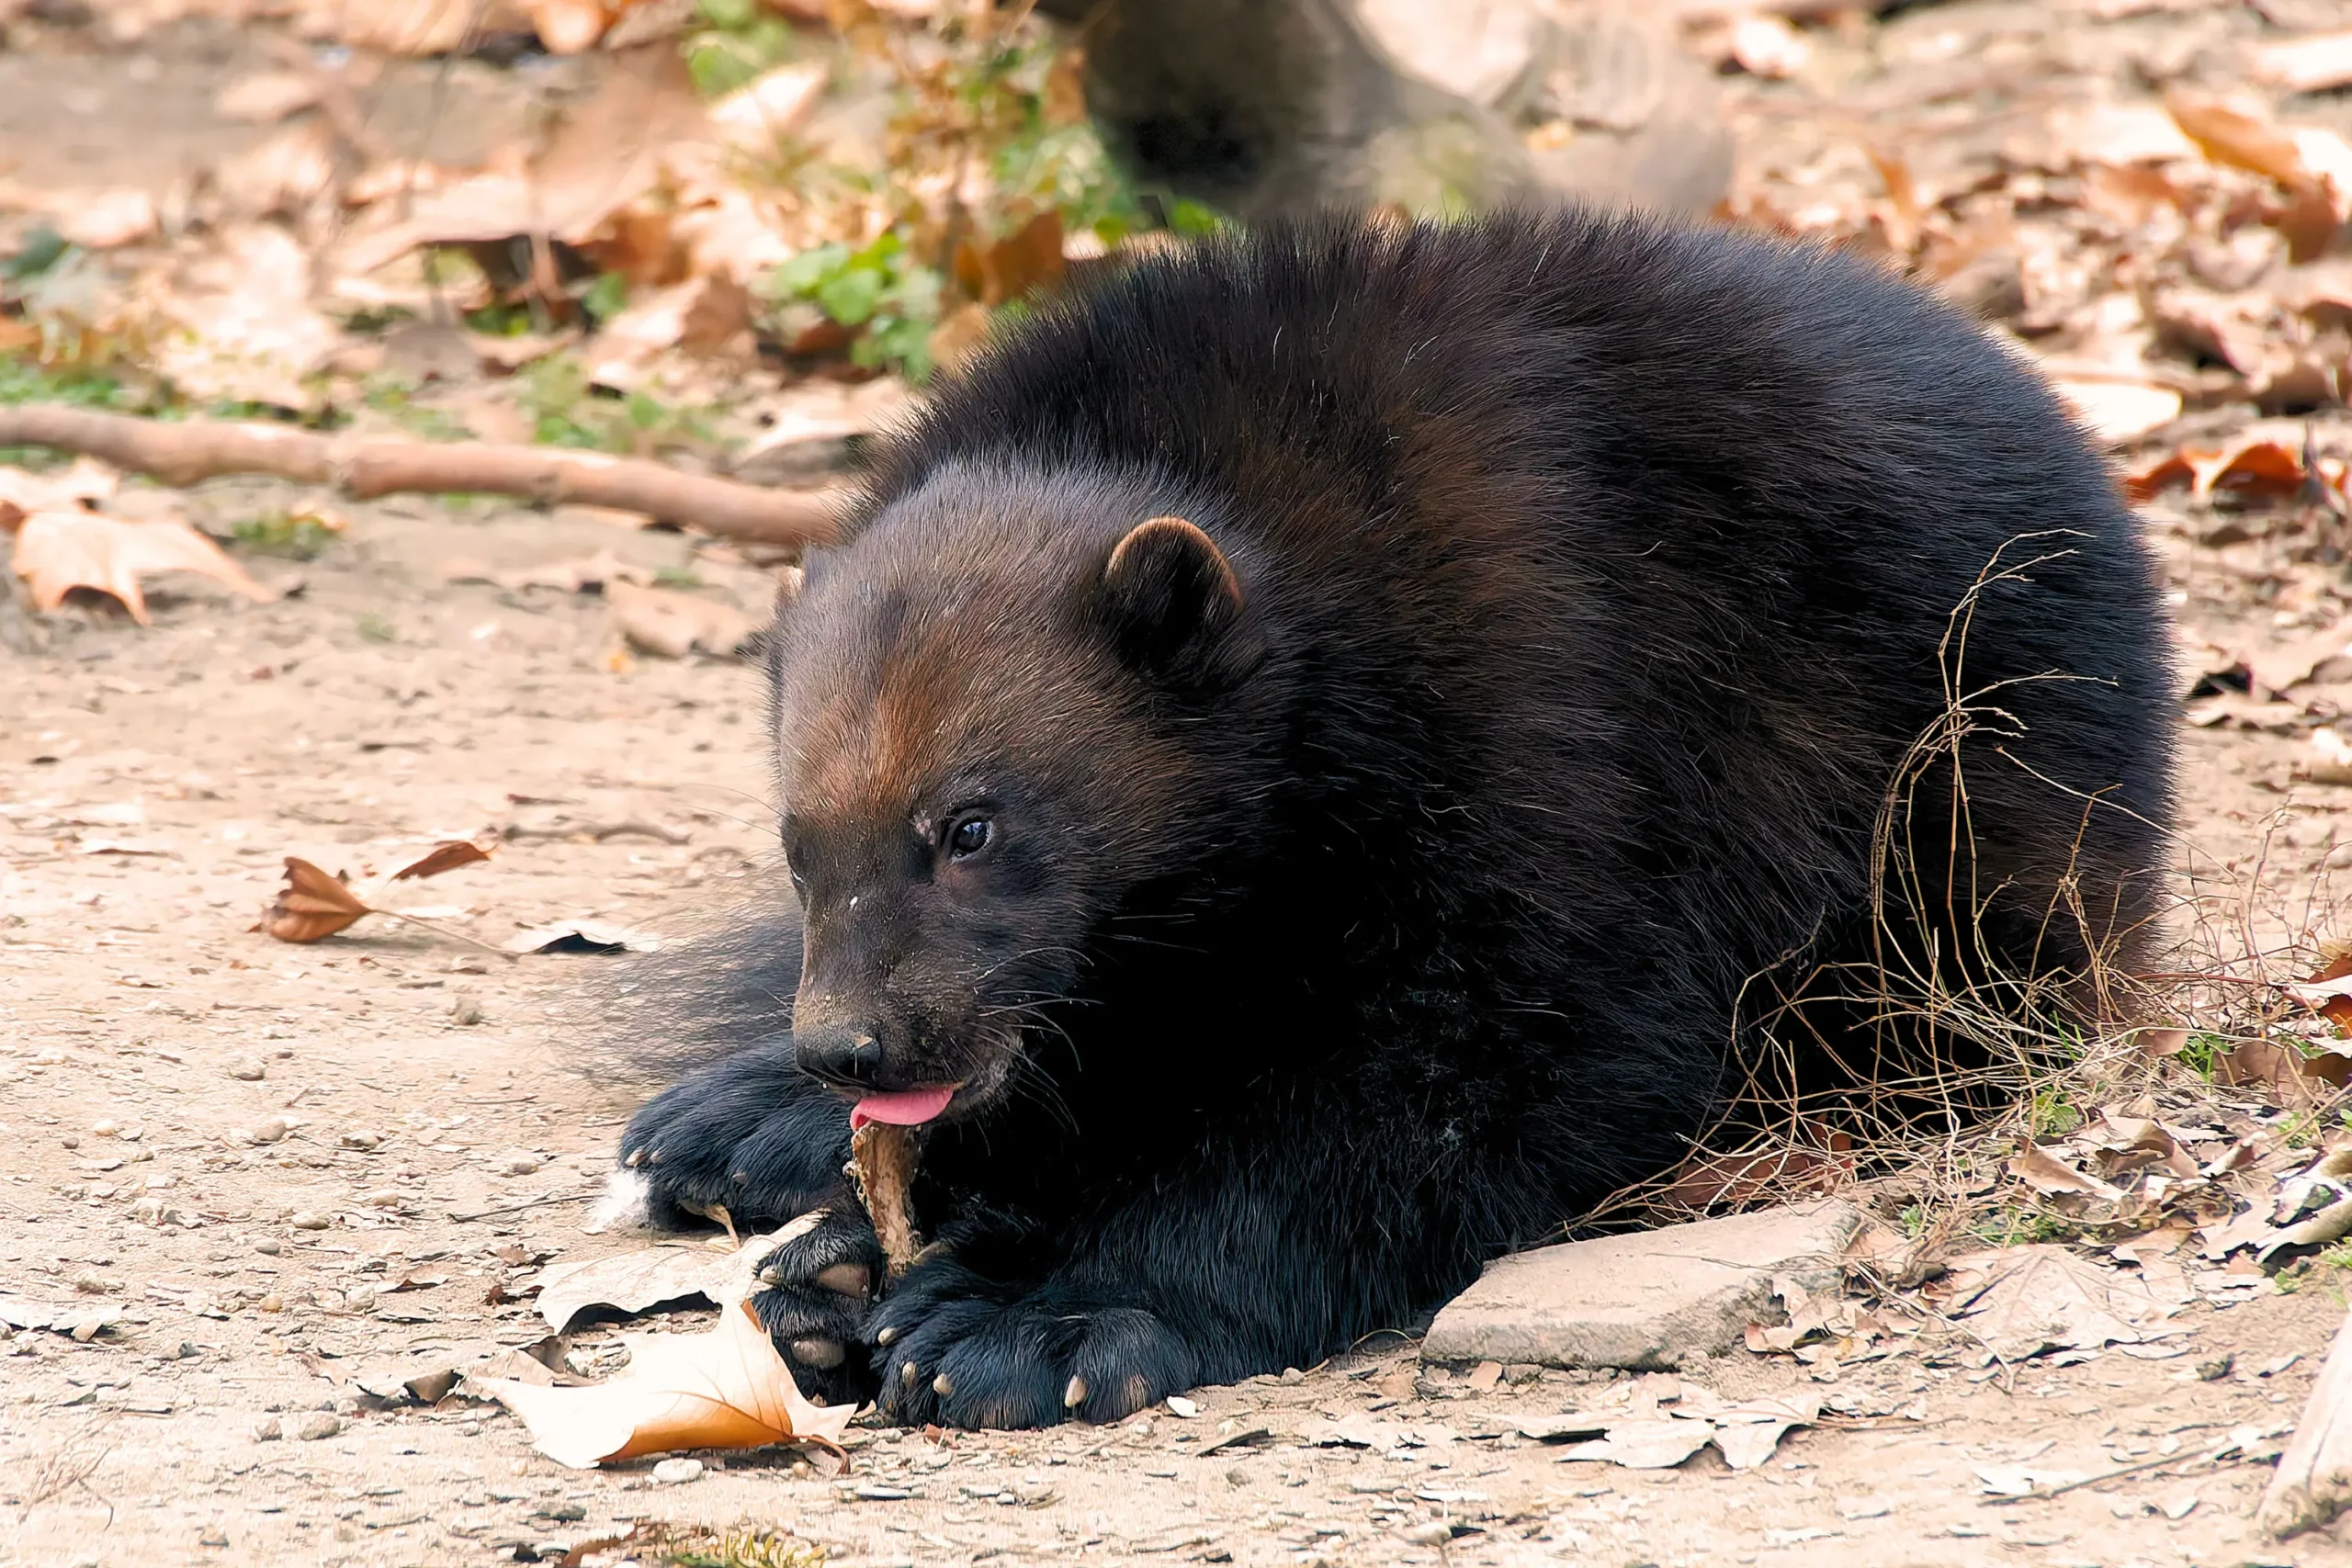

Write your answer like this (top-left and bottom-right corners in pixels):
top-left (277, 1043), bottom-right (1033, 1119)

top-left (4, 506), bottom-right (275, 626)
top-left (2214, 1038), bottom-right (2352, 1101)
top-left (472, 1297), bottom-right (853, 1468)
top-left (2008, 1141), bottom-right (2126, 1201)
top-left (261, 841), bottom-right (494, 945)
top-left (262, 858), bottom-right (373, 943)
top-left (606, 579), bottom-right (761, 659)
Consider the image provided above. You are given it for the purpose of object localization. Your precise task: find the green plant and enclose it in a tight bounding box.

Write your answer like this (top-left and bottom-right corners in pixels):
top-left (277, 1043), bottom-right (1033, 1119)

top-left (581, 271), bottom-right (631, 326)
top-left (2026, 1089), bottom-right (2083, 1139)
top-left (768, 232), bottom-right (944, 381)
top-left (1972, 1204), bottom-right (2073, 1249)
top-left (0, 350), bottom-right (130, 411)
top-left (231, 513), bottom-right (342, 561)
top-left (684, 0), bottom-right (798, 97)
top-left (361, 381), bottom-right (469, 443)
top-left (653, 566), bottom-right (706, 589)
top-left (356, 613), bottom-right (396, 644)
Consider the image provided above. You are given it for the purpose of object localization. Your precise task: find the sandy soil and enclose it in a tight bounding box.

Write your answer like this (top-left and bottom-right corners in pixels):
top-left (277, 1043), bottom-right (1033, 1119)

top-left (0, 464), bottom-right (2346, 1568)
top-left (8, 2), bottom-right (2352, 1564)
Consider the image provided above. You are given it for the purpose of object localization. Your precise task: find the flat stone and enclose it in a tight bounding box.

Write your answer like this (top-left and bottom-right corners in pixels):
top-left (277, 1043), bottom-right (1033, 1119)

top-left (1421, 1200), bottom-right (1861, 1371)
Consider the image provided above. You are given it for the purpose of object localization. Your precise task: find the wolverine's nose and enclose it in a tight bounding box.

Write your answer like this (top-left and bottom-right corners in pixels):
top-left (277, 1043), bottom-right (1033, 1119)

top-left (795, 1025), bottom-right (888, 1090)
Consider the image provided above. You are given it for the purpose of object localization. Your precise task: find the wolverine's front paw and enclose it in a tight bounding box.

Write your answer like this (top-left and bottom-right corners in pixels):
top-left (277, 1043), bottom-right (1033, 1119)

top-left (866, 1256), bottom-right (1201, 1429)
top-left (617, 1049), bottom-right (849, 1229)
top-left (749, 1202), bottom-right (883, 1409)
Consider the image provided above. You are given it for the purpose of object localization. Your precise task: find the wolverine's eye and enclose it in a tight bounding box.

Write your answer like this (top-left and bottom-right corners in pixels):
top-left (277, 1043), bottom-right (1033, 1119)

top-left (945, 814), bottom-right (993, 860)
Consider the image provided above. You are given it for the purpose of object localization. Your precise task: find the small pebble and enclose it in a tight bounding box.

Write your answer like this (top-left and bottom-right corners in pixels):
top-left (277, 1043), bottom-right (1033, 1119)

top-left (197, 1527), bottom-right (229, 1549)
top-left (252, 1416), bottom-right (282, 1441)
top-left (249, 1118), bottom-right (289, 1146)
top-left (254, 1239), bottom-right (281, 1256)
top-left (257, 1294), bottom-right (284, 1313)
top-left (450, 993), bottom-right (484, 1027)
top-left (227, 1057), bottom-right (266, 1081)
top-left (651, 1458), bottom-right (704, 1485)
top-left (341, 1131), bottom-right (383, 1151)
top-left (361, 1189), bottom-right (402, 1208)
top-left (294, 1412), bottom-right (341, 1441)
top-left (1280, 1366), bottom-right (1305, 1384)
top-left (1400, 1522), bottom-right (1454, 1547)
top-left (288, 1211), bottom-right (328, 1231)
top-left (59, 1135), bottom-right (79, 1150)
top-left (1166, 1395), bottom-right (1200, 1417)
top-left (497, 1153), bottom-right (543, 1176)
top-left (90, 1118), bottom-right (119, 1137)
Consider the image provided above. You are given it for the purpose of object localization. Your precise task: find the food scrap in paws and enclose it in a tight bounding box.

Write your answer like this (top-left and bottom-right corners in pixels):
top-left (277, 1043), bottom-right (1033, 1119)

top-left (850, 1121), bottom-right (922, 1279)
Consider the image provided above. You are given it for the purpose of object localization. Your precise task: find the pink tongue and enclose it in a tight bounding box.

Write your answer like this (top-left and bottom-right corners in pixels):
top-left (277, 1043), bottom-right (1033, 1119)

top-left (850, 1086), bottom-right (955, 1130)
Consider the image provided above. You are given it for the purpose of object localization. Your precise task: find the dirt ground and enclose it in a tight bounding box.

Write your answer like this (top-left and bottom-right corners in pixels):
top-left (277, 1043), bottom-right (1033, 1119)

top-left (0, 474), bottom-right (2346, 1568)
top-left (14, 1), bottom-right (2352, 1565)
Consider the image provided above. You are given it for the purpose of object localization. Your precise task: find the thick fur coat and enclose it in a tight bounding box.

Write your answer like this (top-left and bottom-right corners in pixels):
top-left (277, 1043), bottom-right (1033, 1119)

top-left (613, 211), bottom-right (2175, 1429)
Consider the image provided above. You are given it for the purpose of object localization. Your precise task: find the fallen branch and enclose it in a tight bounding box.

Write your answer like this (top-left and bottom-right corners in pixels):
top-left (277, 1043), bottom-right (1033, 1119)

top-left (0, 404), bottom-right (843, 550)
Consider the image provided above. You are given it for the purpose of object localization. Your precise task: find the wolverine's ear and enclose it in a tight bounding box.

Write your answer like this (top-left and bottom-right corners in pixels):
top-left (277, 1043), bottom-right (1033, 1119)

top-left (1097, 516), bottom-right (1257, 689)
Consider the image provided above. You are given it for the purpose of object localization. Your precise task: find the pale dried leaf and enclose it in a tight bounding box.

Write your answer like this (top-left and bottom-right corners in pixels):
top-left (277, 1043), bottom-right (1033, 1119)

top-left (1948, 1245), bottom-right (2168, 1359)
top-left (606, 580), bottom-right (759, 659)
top-left (474, 1298), bottom-right (852, 1467)
top-left (2008, 1141), bottom-right (2125, 1201)
top-left (2049, 377), bottom-right (2180, 444)
top-left (537, 1215), bottom-right (818, 1332)
top-left (503, 919), bottom-right (664, 954)
top-left (8, 508), bottom-right (275, 626)
top-left (2252, 32), bottom-right (2352, 96)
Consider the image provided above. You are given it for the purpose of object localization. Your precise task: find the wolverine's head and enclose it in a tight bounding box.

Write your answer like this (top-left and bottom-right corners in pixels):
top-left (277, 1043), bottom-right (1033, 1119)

top-left (765, 461), bottom-right (1265, 1128)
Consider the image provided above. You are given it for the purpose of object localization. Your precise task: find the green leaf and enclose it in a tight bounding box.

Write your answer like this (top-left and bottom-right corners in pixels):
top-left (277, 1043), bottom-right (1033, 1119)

top-left (581, 271), bottom-right (630, 323)
top-left (815, 265), bottom-right (884, 327)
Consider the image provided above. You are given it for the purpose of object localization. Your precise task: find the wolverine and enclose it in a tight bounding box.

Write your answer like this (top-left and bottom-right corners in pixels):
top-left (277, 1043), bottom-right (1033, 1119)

top-left (609, 210), bottom-right (2174, 1429)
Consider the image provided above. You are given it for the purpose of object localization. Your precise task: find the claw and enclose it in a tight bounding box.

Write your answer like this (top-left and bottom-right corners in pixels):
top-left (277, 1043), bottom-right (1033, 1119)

top-left (876, 1325), bottom-right (899, 1346)
top-left (1063, 1375), bottom-right (1088, 1409)
top-left (900, 1359), bottom-right (921, 1390)
top-left (932, 1372), bottom-right (955, 1397)
top-left (789, 1337), bottom-right (845, 1371)
top-left (758, 1259), bottom-right (791, 1287)
top-left (624, 1147), bottom-right (646, 1168)
top-left (814, 1262), bottom-right (871, 1299)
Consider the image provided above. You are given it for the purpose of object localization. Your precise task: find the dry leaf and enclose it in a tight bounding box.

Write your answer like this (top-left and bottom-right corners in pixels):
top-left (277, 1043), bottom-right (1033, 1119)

top-left (2126, 431), bottom-right (2321, 505)
top-left (707, 62), bottom-right (830, 153)
top-left (537, 1216), bottom-right (816, 1332)
top-left (1727, 14), bottom-right (1809, 80)
top-left (2215, 1038), bottom-right (2352, 1100)
top-left (2253, 32), bottom-right (2352, 95)
top-left (2008, 1141), bottom-right (2126, 1201)
top-left (503, 919), bottom-right (663, 954)
top-left (2050, 377), bottom-right (2181, 444)
top-left (438, 548), bottom-right (651, 594)
top-left (262, 857), bottom-right (374, 943)
top-left (1560, 1418), bottom-right (1715, 1470)
top-left (0, 458), bottom-right (119, 513)
top-left (261, 840), bottom-right (492, 944)
top-left (474, 1298), bottom-right (853, 1467)
top-left (606, 580), bottom-right (760, 659)
top-left (6, 507), bottom-right (275, 626)
top-left (523, 0), bottom-right (616, 52)
top-left (213, 69), bottom-right (325, 123)
top-left (1947, 1245), bottom-right (2174, 1359)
